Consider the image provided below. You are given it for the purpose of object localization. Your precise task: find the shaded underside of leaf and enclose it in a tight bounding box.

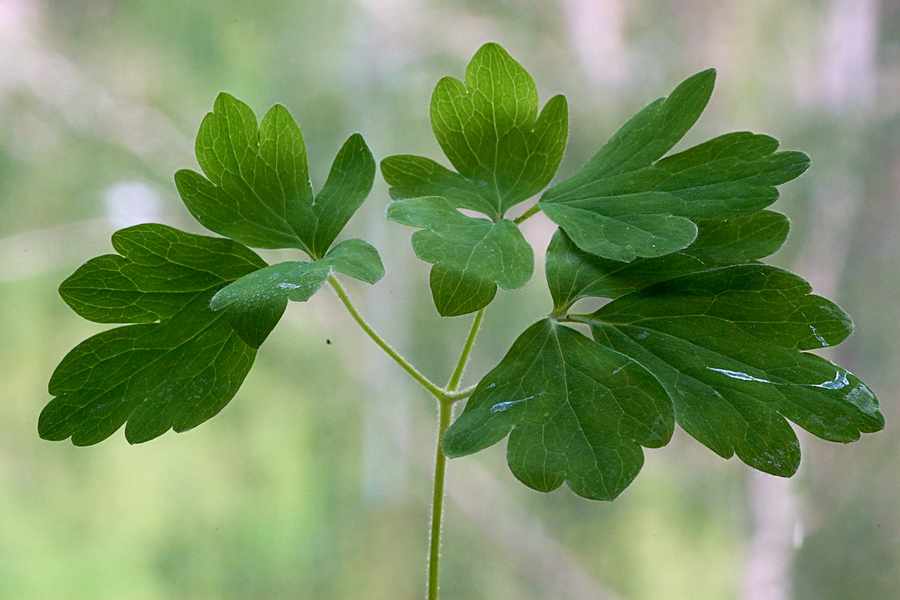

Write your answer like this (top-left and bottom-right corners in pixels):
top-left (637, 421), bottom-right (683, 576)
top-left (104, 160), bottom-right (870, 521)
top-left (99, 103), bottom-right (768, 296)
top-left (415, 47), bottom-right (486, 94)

top-left (387, 196), bottom-right (533, 315)
top-left (44, 224), bottom-right (269, 445)
top-left (540, 204), bottom-right (699, 262)
top-left (210, 238), bottom-right (384, 345)
top-left (443, 318), bottom-right (673, 501)
top-left (429, 265), bottom-right (497, 317)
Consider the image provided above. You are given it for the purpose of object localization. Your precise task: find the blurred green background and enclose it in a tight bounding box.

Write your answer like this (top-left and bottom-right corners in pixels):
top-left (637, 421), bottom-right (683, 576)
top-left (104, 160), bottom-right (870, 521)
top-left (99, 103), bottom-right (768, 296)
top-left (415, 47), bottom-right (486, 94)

top-left (1, 0), bottom-right (897, 598)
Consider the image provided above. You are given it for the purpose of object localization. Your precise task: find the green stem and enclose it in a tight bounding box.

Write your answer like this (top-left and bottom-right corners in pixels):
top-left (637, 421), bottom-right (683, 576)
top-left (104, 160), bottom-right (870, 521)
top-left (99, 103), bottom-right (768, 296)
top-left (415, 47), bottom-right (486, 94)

top-left (444, 383), bottom-right (477, 402)
top-left (446, 308), bottom-right (485, 391)
top-left (559, 313), bottom-right (593, 326)
top-left (330, 275), bottom-right (485, 600)
top-left (513, 203), bottom-right (542, 225)
top-left (328, 275), bottom-right (444, 399)
top-left (427, 398), bottom-right (452, 600)
top-left (426, 308), bottom-right (485, 600)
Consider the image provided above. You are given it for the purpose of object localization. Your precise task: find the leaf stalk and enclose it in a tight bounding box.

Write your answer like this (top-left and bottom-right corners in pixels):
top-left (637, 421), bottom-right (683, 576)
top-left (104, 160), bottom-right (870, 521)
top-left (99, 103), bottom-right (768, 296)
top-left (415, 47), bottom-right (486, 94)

top-left (513, 203), bottom-right (542, 225)
top-left (427, 307), bottom-right (485, 600)
top-left (427, 397), bottom-right (453, 600)
top-left (328, 275), bottom-right (445, 399)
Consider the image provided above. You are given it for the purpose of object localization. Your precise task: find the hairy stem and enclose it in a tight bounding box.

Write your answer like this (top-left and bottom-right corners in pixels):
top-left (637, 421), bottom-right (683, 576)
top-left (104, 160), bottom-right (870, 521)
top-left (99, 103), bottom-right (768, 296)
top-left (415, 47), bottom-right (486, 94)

top-left (330, 275), bottom-right (485, 599)
top-left (328, 275), bottom-right (444, 399)
top-left (447, 308), bottom-right (485, 391)
top-left (444, 383), bottom-right (477, 402)
top-left (427, 308), bottom-right (485, 600)
top-left (427, 398), bottom-right (453, 600)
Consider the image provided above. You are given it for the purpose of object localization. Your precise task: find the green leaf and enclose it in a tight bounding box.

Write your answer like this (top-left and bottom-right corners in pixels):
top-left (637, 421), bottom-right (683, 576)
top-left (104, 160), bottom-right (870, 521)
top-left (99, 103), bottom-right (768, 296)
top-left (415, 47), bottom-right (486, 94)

top-left (540, 68), bottom-right (810, 261)
top-left (174, 93), bottom-right (375, 258)
top-left (547, 210), bottom-right (790, 312)
top-left (42, 224), bottom-right (269, 446)
top-left (382, 43), bottom-right (568, 219)
top-left (386, 196), bottom-right (533, 315)
top-left (210, 238), bottom-right (384, 345)
top-left (381, 155), bottom-right (488, 213)
top-left (443, 318), bottom-right (673, 501)
top-left (429, 265), bottom-right (497, 317)
top-left (584, 264), bottom-right (884, 476)
top-left (320, 238), bottom-right (385, 284)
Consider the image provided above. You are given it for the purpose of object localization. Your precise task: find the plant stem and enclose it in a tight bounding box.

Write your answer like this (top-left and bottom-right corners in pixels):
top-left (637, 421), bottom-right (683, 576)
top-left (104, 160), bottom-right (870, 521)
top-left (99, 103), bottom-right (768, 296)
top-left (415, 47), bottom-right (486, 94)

top-left (426, 308), bottom-right (485, 600)
top-left (513, 203), bottom-right (542, 225)
top-left (559, 313), bottom-right (593, 326)
top-left (427, 397), bottom-right (452, 600)
top-left (330, 275), bottom-right (486, 600)
top-left (446, 308), bottom-right (485, 391)
top-left (327, 275), bottom-right (444, 399)
top-left (444, 383), bottom-right (477, 402)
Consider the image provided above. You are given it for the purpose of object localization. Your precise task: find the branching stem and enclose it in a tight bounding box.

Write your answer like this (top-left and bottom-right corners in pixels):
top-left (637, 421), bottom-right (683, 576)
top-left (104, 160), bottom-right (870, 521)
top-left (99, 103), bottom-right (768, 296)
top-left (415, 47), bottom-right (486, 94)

top-left (329, 274), bottom-right (486, 600)
top-left (328, 275), bottom-right (444, 399)
top-left (445, 383), bottom-right (477, 402)
top-left (427, 308), bottom-right (485, 600)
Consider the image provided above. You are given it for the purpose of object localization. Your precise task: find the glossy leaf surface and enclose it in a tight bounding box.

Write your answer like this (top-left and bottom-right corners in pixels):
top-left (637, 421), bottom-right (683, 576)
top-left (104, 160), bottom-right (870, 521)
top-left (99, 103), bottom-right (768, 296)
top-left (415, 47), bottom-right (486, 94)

top-left (42, 224), bottom-right (267, 445)
top-left (387, 196), bottom-right (533, 315)
top-left (381, 42), bottom-right (568, 220)
top-left (540, 69), bottom-right (810, 261)
top-left (211, 238), bottom-right (384, 346)
top-left (547, 210), bottom-right (790, 312)
top-left (175, 93), bottom-right (375, 258)
top-left (443, 318), bottom-right (673, 500)
top-left (582, 265), bottom-right (883, 476)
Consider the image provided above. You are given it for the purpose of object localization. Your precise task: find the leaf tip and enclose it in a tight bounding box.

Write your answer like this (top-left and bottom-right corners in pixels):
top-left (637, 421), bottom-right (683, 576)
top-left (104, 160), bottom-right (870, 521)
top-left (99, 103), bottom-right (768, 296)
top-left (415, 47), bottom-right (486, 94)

top-left (699, 66), bottom-right (717, 80)
top-left (476, 41), bottom-right (509, 58)
top-left (213, 91), bottom-right (241, 112)
top-left (688, 67), bottom-right (717, 91)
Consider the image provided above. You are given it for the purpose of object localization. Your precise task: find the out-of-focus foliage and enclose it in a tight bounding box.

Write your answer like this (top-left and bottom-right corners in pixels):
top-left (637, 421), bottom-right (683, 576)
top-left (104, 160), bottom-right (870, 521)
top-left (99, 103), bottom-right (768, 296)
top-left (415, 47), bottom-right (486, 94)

top-left (2, 1), bottom-right (899, 599)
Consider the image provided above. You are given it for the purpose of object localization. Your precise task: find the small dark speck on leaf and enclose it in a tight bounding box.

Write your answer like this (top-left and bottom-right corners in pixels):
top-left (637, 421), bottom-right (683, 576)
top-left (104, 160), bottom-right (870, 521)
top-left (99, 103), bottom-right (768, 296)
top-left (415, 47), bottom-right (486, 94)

top-left (326, 339), bottom-right (332, 345)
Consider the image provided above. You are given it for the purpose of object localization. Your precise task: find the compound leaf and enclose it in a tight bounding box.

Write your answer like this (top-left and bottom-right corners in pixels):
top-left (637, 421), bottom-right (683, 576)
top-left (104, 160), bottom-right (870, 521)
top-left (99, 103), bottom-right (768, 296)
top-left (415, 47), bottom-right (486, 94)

top-left (382, 43), bottom-right (568, 220)
top-left (386, 196), bottom-right (533, 315)
top-left (42, 224), bottom-right (269, 446)
top-left (443, 318), bottom-right (673, 501)
top-left (210, 238), bottom-right (384, 346)
top-left (175, 93), bottom-right (374, 258)
top-left (582, 264), bottom-right (884, 476)
top-left (540, 69), bottom-right (810, 261)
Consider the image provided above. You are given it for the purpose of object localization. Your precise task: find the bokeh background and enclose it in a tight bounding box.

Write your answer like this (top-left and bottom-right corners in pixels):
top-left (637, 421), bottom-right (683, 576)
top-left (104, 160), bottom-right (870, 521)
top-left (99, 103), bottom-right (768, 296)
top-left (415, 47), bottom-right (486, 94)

top-left (1, 0), bottom-right (898, 598)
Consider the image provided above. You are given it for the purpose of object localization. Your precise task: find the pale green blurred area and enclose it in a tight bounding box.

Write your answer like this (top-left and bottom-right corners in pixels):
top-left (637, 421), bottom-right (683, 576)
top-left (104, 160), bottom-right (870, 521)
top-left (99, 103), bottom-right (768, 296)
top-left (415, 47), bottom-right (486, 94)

top-left (1, 0), bottom-right (898, 598)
